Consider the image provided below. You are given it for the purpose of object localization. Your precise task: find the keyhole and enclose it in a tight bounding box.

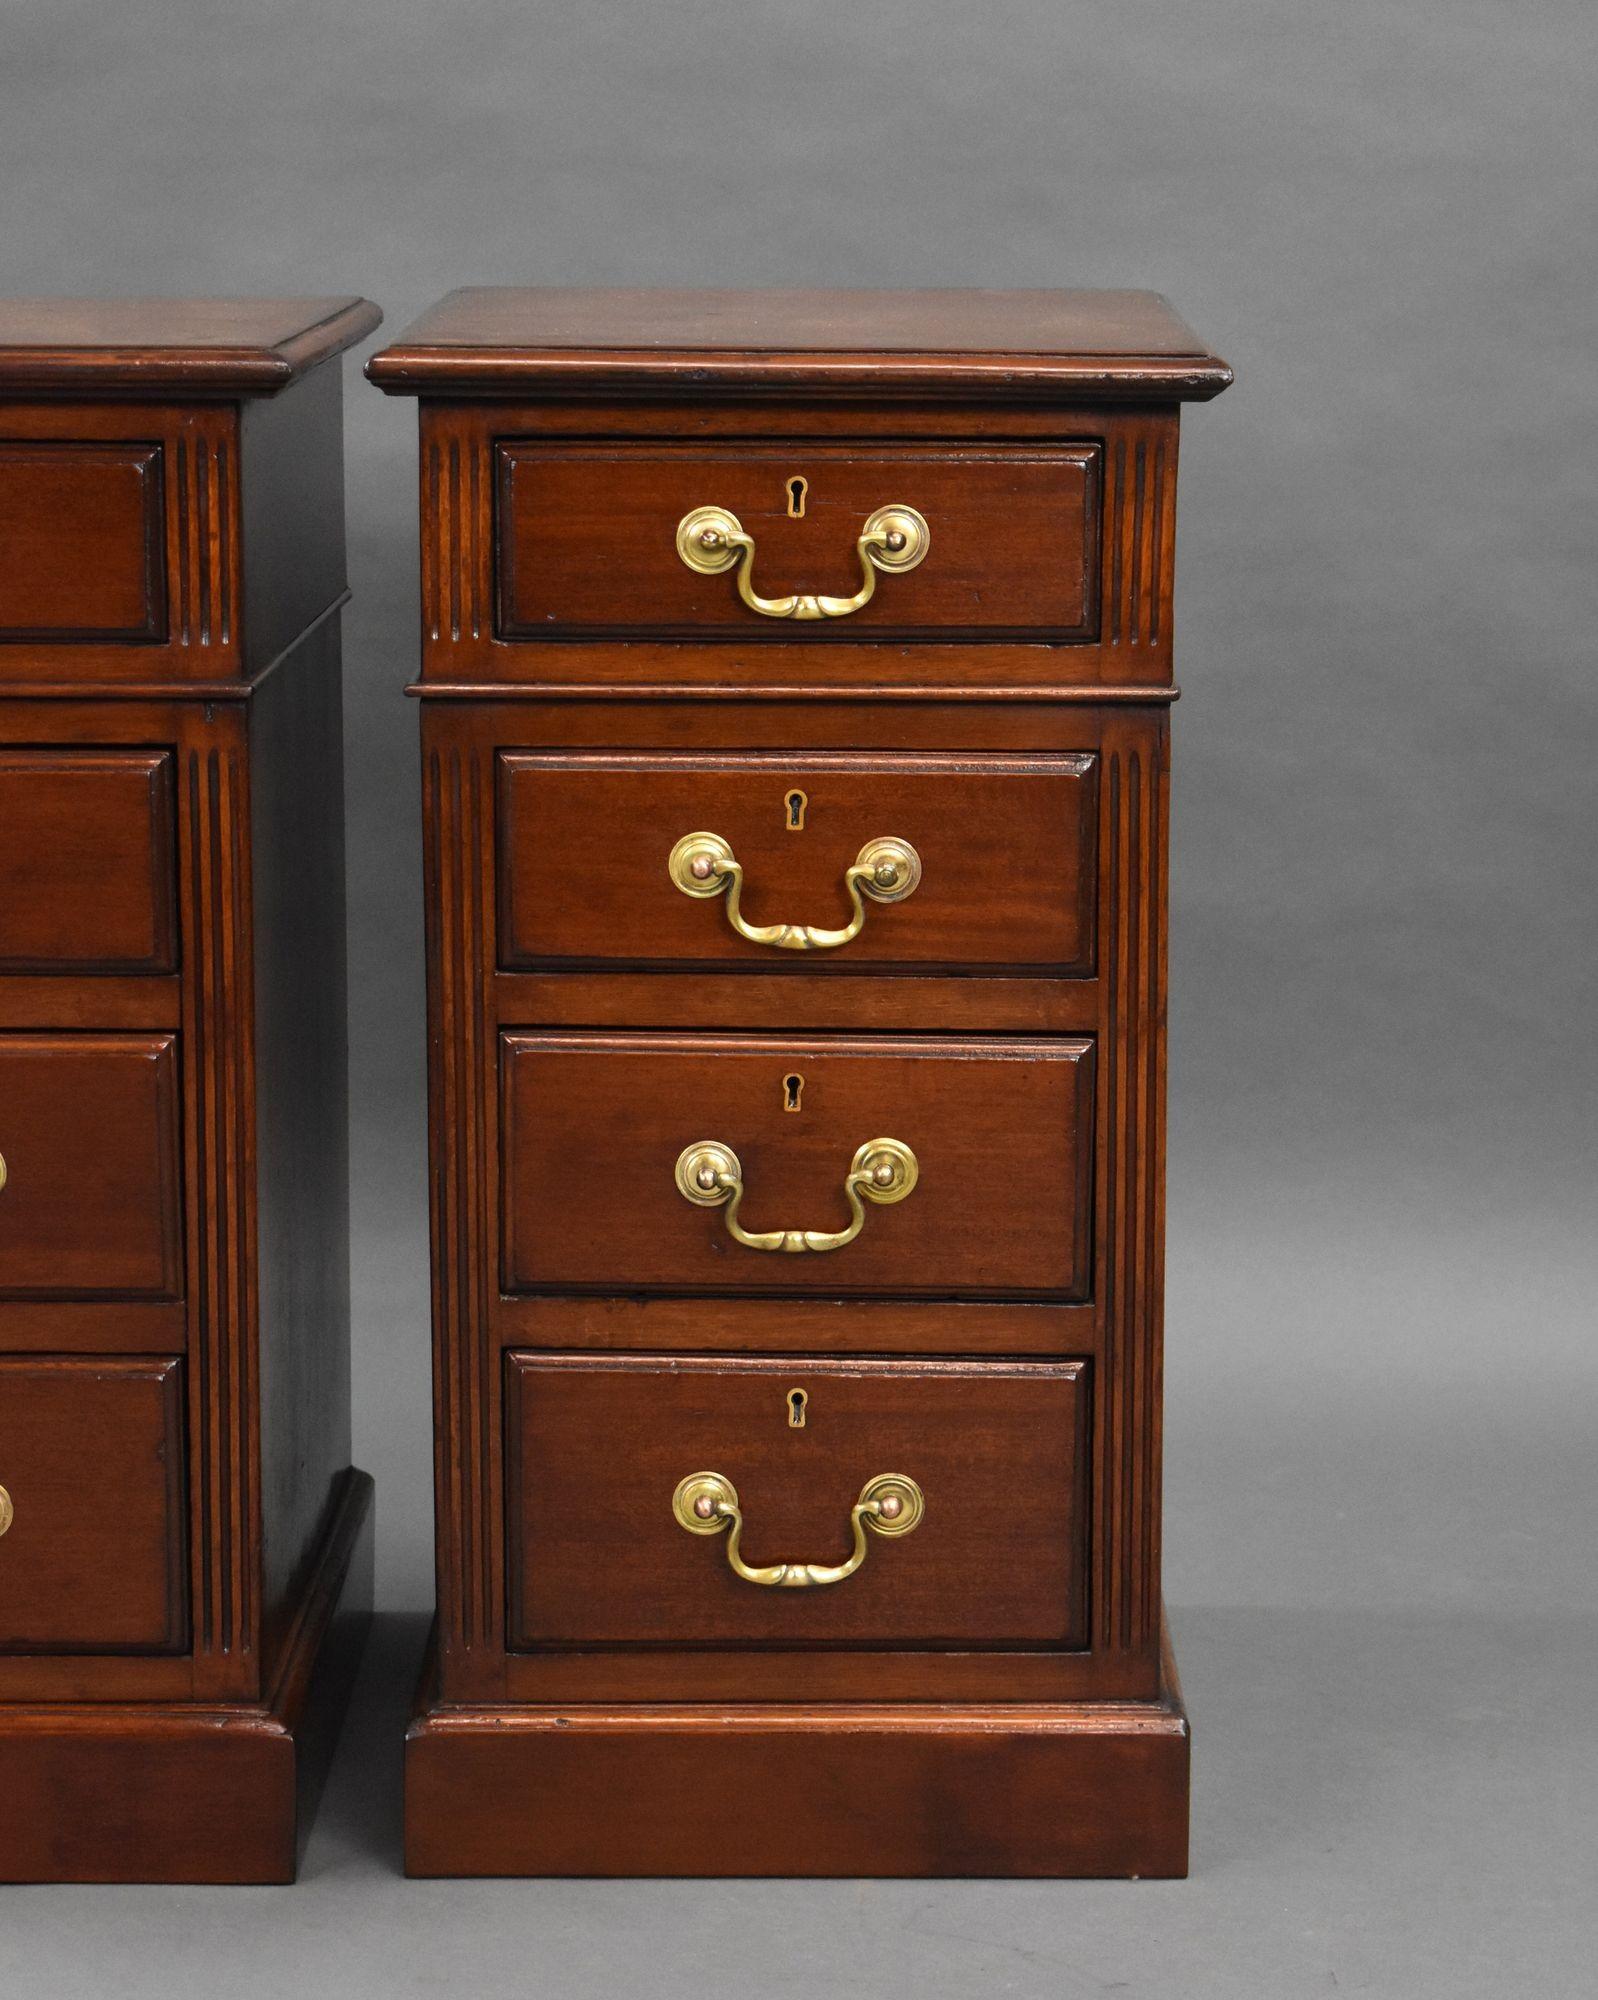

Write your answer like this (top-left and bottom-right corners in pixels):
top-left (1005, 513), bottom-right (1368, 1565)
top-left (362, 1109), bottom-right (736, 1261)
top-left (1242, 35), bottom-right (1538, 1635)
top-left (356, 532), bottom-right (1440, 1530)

top-left (785, 788), bottom-right (807, 831)
top-left (786, 476), bottom-right (808, 519)
top-left (787, 1388), bottom-right (808, 1429)
top-left (783, 1073), bottom-right (804, 1113)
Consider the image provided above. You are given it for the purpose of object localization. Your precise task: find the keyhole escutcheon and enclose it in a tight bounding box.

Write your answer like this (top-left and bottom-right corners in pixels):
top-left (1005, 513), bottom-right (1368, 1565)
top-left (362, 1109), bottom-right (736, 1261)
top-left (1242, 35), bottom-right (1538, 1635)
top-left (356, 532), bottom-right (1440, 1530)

top-left (785, 788), bottom-right (808, 831)
top-left (783, 1073), bottom-right (804, 1113)
top-left (786, 475), bottom-right (808, 518)
top-left (787, 1388), bottom-right (808, 1429)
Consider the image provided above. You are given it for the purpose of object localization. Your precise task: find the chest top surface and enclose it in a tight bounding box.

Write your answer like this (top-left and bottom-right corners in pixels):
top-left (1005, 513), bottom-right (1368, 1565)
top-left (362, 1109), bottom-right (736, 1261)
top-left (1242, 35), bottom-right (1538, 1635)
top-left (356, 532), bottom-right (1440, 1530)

top-left (0, 296), bottom-right (382, 397)
top-left (367, 287), bottom-right (1230, 401)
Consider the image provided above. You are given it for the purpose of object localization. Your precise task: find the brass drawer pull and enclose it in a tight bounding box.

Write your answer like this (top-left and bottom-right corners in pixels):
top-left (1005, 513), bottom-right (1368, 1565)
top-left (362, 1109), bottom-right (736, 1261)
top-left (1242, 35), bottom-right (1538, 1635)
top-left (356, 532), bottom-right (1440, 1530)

top-left (672, 1470), bottom-right (924, 1588)
top-left (675, 1137), bottom-right (917, 1254)
top-left (668, 830), bottom-right (921, 951)
top-left (676, 501), bottom-right (929, 621)
top-left (0, 1484), bottom-right (12, 1538)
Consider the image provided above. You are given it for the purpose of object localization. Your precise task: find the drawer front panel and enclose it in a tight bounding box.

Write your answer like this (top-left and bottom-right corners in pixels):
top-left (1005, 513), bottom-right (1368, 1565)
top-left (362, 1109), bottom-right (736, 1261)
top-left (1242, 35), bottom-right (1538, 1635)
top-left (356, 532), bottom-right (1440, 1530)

top-left (0, 442), bottom-right (166, 642)
top-left (0, 750), bottom-right (177, 973)
top-left (500, 1032), bottom-right (1094, 1300)
top-left (506, 1353), bottom-right (1088, 1651)
top-left (496, 441), bottom-right (1100, 642)
top-left (497, 750), bottom-right (1098, 975)
top-left (0, 1035), bottom-right (183, 1300)
top-left (0, 1357), bottom-right (187, 1652)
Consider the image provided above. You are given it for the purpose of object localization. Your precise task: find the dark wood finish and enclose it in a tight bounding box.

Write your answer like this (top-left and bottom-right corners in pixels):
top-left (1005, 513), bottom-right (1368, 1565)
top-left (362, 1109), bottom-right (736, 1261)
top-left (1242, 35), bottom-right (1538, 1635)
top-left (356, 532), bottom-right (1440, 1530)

top-left (0, 1358), bottom-right (187, 1652)
top-left (0, 301), bottom-right (371, 688)
top-left (505, 1353), bottom-right (1088, 1652)
top-left (405, 1611), bottom-right (1189, 1879)
top-left (0, 299), bottom-right (375, 1882)
top-left (493, 1294), bottom-right (1093, 1357)
top-left (249, 614), bottom-right (354, 1688)
top-left (0, 749), bottom-right (177, 972)
top-left (497, 750), bottom-right (1097, 974)
top-left (498, 439), bottom-right (1099, 642)
top-left (0, 444), bottom-right (166, 641)
top-left (368, 287), bottom-right (1230, 401)
top-left (0, 1469), bottom-right (371, 1883)
top-left (499, 1031), bottom-right (1095, 1300)
top-left (0, 297), bottom-right (381, 398)
top-left (411, 400), bottom-right (1178, 692)
top-left (388, 289), bottom-right (1227, 1877)
top-left (0, 1033), bottom-right (183, 1300)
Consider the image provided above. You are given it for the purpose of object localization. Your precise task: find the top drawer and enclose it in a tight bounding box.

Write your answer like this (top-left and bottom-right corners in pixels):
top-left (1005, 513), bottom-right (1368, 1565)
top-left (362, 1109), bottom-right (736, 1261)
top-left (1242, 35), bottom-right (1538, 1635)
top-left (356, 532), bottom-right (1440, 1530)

top-left (0, 750), bottom-right (177, 974)
top-left (496, 441), bottom-right (1100, 643)
top-left (0, 442), bottom-right (166, 645)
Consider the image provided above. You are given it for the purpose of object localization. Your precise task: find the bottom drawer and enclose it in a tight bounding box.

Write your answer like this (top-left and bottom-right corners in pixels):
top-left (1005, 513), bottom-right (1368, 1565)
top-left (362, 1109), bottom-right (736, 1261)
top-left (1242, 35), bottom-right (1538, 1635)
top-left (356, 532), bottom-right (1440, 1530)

top-left (0, 1358), bottom-right (187, 1653)
top-left (505, 1353), bottom-right (1089, 1652)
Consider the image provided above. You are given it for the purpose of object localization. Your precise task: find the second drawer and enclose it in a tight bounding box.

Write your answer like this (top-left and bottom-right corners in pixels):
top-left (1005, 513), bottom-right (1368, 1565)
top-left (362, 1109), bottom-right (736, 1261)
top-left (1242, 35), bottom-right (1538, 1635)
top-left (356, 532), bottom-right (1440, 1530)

top-left (496, 750), bottom-right (1099, 976)
top-left (499, 1031), bottom-right (1095, 1300)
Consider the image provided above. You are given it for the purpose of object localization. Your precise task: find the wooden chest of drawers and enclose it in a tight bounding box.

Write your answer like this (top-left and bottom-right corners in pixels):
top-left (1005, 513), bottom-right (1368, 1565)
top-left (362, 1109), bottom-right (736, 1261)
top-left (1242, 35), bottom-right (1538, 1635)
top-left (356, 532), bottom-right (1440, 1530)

top-left (369, 288), bottom-right (1230, 1878)
top-left (0, 298), bottom-right (379, 1882)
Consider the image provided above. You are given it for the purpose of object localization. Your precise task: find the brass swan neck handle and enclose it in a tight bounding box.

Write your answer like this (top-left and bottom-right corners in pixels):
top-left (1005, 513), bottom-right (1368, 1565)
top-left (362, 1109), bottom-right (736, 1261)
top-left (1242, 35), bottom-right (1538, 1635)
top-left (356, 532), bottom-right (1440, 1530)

top-left (672, 1471), bottom-right (925, 1588)
top-left (674, 1138), bottom-right (918, 1254)
top-left (668, 831), bottom-right (921, 951)
top-left (675, 502), bottom-right (929, 621)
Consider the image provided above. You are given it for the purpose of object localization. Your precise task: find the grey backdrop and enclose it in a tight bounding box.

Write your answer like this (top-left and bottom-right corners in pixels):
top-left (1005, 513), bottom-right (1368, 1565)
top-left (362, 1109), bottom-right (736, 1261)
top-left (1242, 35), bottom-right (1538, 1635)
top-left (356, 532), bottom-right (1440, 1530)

top-left (2, 2), bottom-right (1594, 1994)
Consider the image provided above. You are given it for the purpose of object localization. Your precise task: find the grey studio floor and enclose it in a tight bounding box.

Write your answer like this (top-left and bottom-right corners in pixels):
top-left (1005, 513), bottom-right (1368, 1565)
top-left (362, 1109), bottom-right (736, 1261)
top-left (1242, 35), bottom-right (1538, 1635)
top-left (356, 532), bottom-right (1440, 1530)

top-left (5, 1173), bottom-right (1593, 2000)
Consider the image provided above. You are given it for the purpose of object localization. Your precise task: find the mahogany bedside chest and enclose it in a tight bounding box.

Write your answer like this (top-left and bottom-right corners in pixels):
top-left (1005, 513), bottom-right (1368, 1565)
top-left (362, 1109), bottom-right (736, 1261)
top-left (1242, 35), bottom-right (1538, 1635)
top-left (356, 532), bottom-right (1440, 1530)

top-left (0, 297), bottom-right (379, 1882)
top-left (368, 287), bottom-right (1231, 1878)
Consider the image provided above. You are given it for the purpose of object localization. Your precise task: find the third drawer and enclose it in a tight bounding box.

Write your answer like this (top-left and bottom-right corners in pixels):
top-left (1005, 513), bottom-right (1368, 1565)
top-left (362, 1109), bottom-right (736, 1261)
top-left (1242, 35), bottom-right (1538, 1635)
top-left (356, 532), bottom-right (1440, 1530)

top-left (499, 1030), bottom-right (1094, 1300)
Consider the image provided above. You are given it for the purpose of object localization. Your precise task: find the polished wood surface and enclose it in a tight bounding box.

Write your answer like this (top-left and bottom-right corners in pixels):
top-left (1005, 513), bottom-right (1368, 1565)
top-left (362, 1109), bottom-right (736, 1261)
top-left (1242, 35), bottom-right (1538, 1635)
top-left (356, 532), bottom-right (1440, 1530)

top-left (0, 1357), bottom-right (187, 1652)
top-left (496, 749), bottom-right (1098, 974)
top-left (0, 359), bottom-right (356, 685)
top-left (369, 287), bottom-right (1230, 401)
top-left (505, 1353), bottom-right (1087, 1652)
top-left (497, 439), bottom-right (1098, 641)
top-left (0, 750), bottom-right (176, 972)
top-left (0, 297), bottom-right (381, 397)
top-left (0, 299), bottom-right (375, 1882)
top-left (408, 1612), bottom-right (1189, 1879)
top-left (392, 287), bottom-right (1225, 1876)
top-left (0, 1034), bottom-right (182, 1299)
top-left (0, 1469), bottom-right (371, 1883)
top-left (0, 445), bottom-right (166, 640)
top-left (499, 1031), bottom-right (1094, 1299)
top-left (411, 399), bottom-right (1179, 692)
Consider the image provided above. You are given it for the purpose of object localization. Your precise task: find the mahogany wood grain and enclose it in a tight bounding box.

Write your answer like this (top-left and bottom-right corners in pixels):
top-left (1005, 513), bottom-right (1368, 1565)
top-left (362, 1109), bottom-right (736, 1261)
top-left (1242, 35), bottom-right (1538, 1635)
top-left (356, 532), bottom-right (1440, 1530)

top-left (0, 1033), bottom-right (182, 1300)
top-left (405, 1612), bottom-right (1190, 1879)
top-left (497, 439), bottom-right (1098, 641)
top-left (0, 975), bottom-right (180, 1032)
top-left (498, 1030), bottom-right (1095, 1300)
top-left (250, 615), bottom-right (354, 1689)
top-left (0, 1469), bottom-right (372, 1883)
top-left (491, 1293), bottom-right (1094, 1358)
top-left (0, 444), bottom-right (165, 641)
top-left (0, 297), bottom-right (381, 399)
top-left (0, 1357), bottom-right (187, 1652)
top-left (496, 750), bottom-right (1097, 975)
top-left (505, 1353), bottom-right (1087, 1653)
top-left (391, 288), bottom-right (1226, 1876)
top-left (0, 749), bottom-right (176, 972)
top-left (0, 299), bottom-right (375, 1881)
top-left (369, 286), bottom-right (1229, 402)
top-left (492, 969), bottom-right (1100, 1036)
top-left (412, 401), bottom-right (1178, 691)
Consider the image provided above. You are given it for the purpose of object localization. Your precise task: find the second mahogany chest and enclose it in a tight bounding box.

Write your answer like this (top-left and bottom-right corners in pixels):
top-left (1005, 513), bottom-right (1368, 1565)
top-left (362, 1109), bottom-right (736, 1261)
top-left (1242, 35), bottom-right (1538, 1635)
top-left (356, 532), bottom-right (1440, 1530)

top-left (369, 288), bottom-right (1231, 1877)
